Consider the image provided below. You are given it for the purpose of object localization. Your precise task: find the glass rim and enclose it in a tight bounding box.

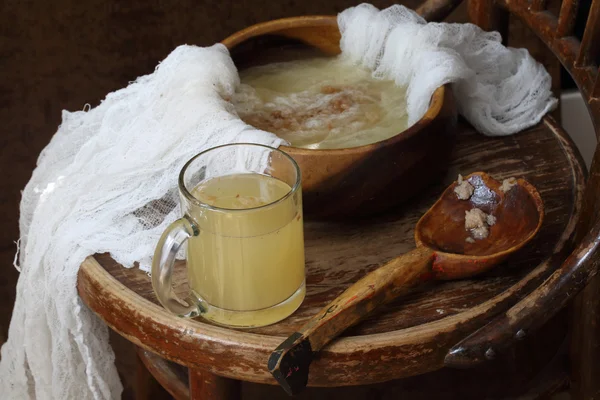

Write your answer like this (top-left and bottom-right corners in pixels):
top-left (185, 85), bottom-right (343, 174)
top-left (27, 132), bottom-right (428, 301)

top-left (178, 143), bottom-right (301, 212)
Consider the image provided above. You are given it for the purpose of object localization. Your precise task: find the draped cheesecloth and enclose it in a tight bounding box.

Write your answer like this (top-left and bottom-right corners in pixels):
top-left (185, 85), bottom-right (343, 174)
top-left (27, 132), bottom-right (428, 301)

top-left (0, 44), bottom-right (285, 399)
top-left (338, 4), bottom-right (557, 135)
top-left (0, 4), bottom-right (556, 399)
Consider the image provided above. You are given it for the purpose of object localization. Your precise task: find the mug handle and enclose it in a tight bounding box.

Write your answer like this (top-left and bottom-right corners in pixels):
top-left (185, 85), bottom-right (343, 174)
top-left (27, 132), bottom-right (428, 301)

top-left (151, 216), bottom-right (201, 317)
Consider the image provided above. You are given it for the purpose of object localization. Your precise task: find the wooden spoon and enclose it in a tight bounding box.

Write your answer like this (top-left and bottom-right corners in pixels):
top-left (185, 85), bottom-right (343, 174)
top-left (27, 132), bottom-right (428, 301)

top-left (267, 172), bottom-right (544, 395)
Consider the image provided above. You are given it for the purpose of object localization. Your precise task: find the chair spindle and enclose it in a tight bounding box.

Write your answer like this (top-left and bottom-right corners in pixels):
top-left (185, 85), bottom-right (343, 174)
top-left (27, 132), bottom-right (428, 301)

top-left (576, 0), bottom-right (600, 66)
top-left (557, 0), bottom-right (579, 37)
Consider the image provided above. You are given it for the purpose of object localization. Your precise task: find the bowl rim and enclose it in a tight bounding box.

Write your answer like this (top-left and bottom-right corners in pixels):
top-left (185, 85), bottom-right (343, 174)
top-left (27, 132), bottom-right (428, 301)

top-left (221, 15), bottom-right (447, 155)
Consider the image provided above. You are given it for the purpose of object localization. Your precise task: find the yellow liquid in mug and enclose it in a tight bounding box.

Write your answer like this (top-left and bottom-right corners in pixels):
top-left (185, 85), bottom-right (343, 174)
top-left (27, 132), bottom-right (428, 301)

top-left (188, 173), bottom-right (305, 327)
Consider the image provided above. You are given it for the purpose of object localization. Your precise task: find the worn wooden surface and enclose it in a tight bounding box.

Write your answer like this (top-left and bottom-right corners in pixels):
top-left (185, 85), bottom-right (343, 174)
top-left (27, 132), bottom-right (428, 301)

top-left (570, 136), bottom-right (600, 400)
top-left (269, 172), bottom-right (544, 394)
top-left (269, 246), bottom-right (435, 395)
top-left (139, 315), bottom-right (568, 399)
top-left (570, 102), bottom-right (600, 399)
top-left (134, 349), bottom-right (524, 400)
top-left (78, 114), bottom-right (584, 387)
top-left (442, 121), bottom-right (586, 367)
top-left (465, 0), bottom-right (600, 397)
top-left (189, 368), bottom-right (241, 400)
top-left (137, 348), bottom-right (187, 400)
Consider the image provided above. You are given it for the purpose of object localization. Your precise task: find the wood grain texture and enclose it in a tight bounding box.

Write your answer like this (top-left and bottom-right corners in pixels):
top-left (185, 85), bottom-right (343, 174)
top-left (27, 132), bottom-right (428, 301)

top-left (189, 368), bottom-right (241, 400)
top-left (464, 0), bottom-right (600, 397)
top-left (269, 246), bottom-right (435, 395)
top-left (131, 311), bottom-right (570, 399)
top-left (269, 171), bottom-right (544, 394)
top-left (569, 113), bottom-right (600, 400)
top-left (444, 116), bottom-right (587, 367)
top-left (137, 348), bottom-right (188, 400)
top-left (290, 245), bottom-right (435, 351)
top-left (78, 115), bottom-right (583, 387)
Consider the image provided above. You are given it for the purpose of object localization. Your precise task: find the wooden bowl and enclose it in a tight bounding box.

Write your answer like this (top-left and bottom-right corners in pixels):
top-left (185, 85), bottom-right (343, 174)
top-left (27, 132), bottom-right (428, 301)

top-left (222, 16), bottom-right (458, 218)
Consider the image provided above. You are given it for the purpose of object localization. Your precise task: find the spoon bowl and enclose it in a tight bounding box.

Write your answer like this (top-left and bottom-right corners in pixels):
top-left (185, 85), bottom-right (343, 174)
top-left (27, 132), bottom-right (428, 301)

top-left (416, 172), bottom-right (544, 280)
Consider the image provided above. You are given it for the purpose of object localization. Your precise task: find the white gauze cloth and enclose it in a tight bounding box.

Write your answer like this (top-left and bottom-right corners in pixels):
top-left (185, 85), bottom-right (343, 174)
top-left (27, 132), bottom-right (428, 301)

top-left (0, 44), bottom-right (284, 399)
top-left (338, 4), bottom-right (557, 135)
top-left (1, 4), bottom-right (557, 400)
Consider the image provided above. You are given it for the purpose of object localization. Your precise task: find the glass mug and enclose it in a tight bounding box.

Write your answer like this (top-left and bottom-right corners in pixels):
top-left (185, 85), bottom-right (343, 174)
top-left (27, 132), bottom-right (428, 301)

top-left (152, 143), bottom-right (305, 328)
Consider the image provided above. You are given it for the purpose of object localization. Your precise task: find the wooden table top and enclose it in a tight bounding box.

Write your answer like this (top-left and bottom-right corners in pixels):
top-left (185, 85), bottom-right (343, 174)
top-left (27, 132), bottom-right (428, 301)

top-left (78, 117), bottom-right (585, 386)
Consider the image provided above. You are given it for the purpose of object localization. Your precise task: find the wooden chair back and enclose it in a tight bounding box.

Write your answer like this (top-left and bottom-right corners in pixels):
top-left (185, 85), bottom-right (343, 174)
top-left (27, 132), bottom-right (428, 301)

top-left (420, 0), bottom-right (600, 396)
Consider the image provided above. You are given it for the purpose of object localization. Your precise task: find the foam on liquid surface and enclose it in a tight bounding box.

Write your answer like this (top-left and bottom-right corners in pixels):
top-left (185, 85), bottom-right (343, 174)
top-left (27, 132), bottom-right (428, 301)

top-left (232, 56), bottom-right (409, 149)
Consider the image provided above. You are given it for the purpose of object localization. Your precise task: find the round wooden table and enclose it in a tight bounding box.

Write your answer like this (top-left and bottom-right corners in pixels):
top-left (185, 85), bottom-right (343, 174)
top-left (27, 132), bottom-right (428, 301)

top-left (78, 116), bottom-right (585, 399)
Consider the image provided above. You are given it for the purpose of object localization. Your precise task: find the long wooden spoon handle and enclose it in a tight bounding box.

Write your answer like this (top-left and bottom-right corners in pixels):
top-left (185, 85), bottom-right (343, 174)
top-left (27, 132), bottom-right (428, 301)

top-left (268, 246), bottom-right (435, 395)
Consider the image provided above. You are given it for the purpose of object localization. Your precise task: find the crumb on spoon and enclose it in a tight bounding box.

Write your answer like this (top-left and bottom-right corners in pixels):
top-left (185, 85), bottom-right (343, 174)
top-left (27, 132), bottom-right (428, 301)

top-left (454, 174), bottom-right (474, 200)
top-left (465, 208), bottom-right (496, 241)
top-left (500, 177), bottom-right (517, 193)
